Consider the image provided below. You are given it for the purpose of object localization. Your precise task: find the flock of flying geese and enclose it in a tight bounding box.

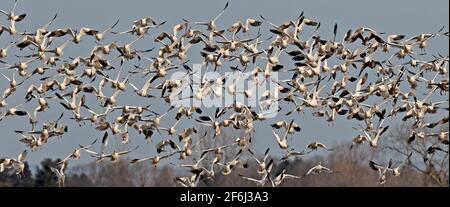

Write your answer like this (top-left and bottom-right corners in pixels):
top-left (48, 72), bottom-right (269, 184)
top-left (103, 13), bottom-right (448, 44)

top-left (0, 1), bottom-right (449, 187)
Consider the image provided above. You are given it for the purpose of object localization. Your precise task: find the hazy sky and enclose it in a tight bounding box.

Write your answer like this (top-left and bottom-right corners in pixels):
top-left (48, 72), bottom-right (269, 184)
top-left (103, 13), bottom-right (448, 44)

top-left (0, 0), bottom-right (448, 167)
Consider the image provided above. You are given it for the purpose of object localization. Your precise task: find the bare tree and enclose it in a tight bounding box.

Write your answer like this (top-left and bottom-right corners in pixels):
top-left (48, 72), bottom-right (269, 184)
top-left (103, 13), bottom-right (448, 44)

top-left (381, 122), bottom-right (449, 187)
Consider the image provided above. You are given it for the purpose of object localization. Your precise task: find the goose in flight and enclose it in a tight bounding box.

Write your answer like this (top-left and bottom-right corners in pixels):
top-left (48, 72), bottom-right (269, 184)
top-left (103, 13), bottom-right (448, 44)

top-left (390, 153), bottom-right (413, 177)
top-left (1, 71), bottom-right (26, 99)
top-left (13, 150), bottom-right (27, 176)
top-left (272, 119), bottom-right (294, 149)
top-left (195, 108), bottom-right (228, 137)
top-left (427, 145), bottom-right (449, 155)
top-left (0, 150), bottom-right (27, 176)
top-left (270, 120), bottom-right (301, 134)
top-left (248, 148), bottom-right (270, 175)
top-left (114, 19), bottom-right (165, 36)
top-left (306, 141), bottom-right (334, 152)
top-left (281, 149), bottom-right (307, 161)
top-left (17, 133), bottom-right (41, 151)
top-left (17, 13), bottom-right (57, 45)
top-left (239, 158), bottom-right (273, 186)
top-left (361, 119), bottom-right (389, 148)
top-left (0, 0), bottom-right (26, 35)
top-left (175, 172), bottom-right (201, 187)
top-left (131, 150), bottom-right (179, 167)
top-left (0, 101), bottom-right (30, 122)
top-left (304, 162), bottom-right (334, 176)
top-left (194, 1), bottom-right (229, 32)
top-left (156, 139), bottom-right (179, 153)
top-left (369, 159), bottom-right (393, 185)
top-left (91, 42), bottom-right (119, 56)
top-left (128, 75), bottom-right (158, 98)
top-left (50, 160), bottom-right (67, 187)
top-left (99, 65), bottom-right (131, 92)
top-left (270, 168), bottom-right (301, 187)
top-left (200, 144), bottom-right (230, 164)
top-left (217, 150), bottom-right (244, 176)
top-left (45, 40), bottom-right (70, 57)
top-left (0, 41), bottom-right (16, 59)
top-left (69, 28), bottom-right (99, 44)
top-left (1, 55), bottom-right (41, 76)
top-left (350, 134), bottom-right (370, 149)
top-left (178, 127), bottom-right (198, 143)
top-left (174, 153), bottom-right (208, 172)
top-left (299, 80), bottom-right (327, 108)
top-left (238, 172), bottom-right (269, 187)
top-left (227, 18), bottom-right (262, 34)
top-left (115, 35), bottom-right (145, 61)
top-left (233, 135), bottom-right (252, 150)
top-left (132, 16), bottom-right (159, 28)
top-left (0, 0), bottom-right (26, 22)
top-left (428, 129), bottom-right (449, 145)
top-left (60, 139), bottom-right (98, 162)
top-left (91, 145), bottom-right (139, 162)
top-left (0, 158), bottom-right (14, 173)
top-left (239, 164), bottom-right (273, 187)
top-left (94, 19), bottom-right (120, 41)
